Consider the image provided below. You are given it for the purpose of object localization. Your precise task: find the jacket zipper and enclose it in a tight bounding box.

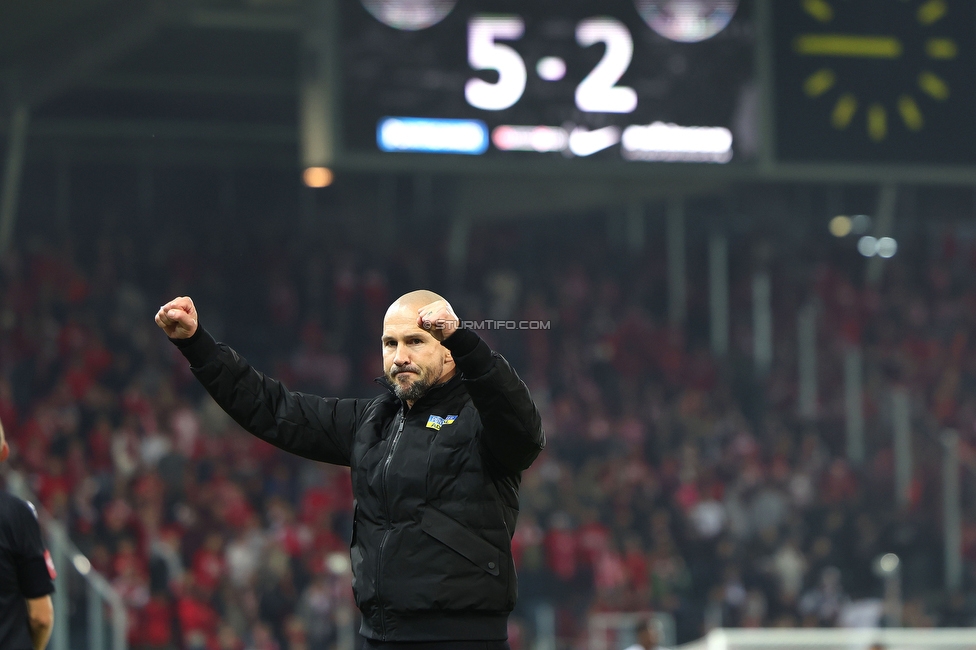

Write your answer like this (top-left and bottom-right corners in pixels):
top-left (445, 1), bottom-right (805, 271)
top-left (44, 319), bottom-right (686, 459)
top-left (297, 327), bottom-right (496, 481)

top-left (376, 411), bottom-right (405, 640)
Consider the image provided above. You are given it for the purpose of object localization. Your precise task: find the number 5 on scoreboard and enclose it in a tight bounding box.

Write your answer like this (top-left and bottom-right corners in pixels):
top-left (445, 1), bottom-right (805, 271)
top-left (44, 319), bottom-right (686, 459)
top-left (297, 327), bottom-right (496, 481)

top-left (465, 16), bottom-right (527, 111)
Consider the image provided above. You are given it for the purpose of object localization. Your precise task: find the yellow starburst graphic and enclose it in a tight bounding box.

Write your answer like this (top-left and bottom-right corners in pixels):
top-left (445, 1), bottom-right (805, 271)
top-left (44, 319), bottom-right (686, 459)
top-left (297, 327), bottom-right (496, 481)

top-left (793, 0), bottom-right (958, 142)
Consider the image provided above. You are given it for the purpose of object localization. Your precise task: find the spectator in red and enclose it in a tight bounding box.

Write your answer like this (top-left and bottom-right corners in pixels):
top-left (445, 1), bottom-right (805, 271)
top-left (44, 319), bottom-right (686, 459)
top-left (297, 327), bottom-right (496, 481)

top-left (820, 459), bottom-right (858, 505)
top-left (135, 589), bottom-right (175, 650)
top-left (576, 508), bottom-right (612, 570)
top-left (176, 578), bottom-right (218, 647)
top-left (113, 558), bottom-right (150, 646)
top-left (623, 534), bottom-right (650, 595)
top-left (544, 513), bottom-right (578, 585)
top-left (190, 532), bottom-right (225, 597)
top-left (511, 513), bottom-right (544, 569)
top-left (113, 537), bottom-right (147, 579)
top-left (36, 456), bottom-right (71, 512)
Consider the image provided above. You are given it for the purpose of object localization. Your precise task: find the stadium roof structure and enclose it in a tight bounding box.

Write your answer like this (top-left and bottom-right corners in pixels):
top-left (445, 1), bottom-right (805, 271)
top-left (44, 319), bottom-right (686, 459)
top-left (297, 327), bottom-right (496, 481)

top-left (0, 0), bottom-right (302, 167)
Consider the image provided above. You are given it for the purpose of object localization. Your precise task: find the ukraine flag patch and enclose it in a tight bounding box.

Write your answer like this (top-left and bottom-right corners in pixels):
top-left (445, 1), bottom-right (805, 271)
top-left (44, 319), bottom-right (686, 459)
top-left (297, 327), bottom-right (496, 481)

top-left (426, 414), bottom-right (458, 430)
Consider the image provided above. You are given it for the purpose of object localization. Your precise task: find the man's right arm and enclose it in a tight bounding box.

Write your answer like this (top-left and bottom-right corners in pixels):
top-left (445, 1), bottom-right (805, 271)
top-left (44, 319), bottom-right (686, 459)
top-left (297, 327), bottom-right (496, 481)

top-left (26, 596), bottom-right (53, 650)
top-left (173, 327), bottom-right (361, 465)
top-left (157, 296), bottom-right (361, 466)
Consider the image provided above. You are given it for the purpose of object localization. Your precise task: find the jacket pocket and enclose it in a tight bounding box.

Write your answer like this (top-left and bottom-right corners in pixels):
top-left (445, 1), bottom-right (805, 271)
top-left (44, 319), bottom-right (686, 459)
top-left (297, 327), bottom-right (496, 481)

top-left (421, 505), bottom-right (501, 576)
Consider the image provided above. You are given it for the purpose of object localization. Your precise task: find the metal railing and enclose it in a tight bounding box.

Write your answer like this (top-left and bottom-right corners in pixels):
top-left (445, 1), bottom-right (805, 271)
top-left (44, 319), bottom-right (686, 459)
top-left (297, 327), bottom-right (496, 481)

top-left (5, 470), bottom-right (127, 650)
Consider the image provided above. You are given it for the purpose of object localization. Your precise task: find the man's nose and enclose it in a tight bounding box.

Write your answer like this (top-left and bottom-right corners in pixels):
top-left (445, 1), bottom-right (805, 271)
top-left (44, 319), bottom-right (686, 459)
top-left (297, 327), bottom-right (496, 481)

top-left (393, 343), bottom-right (411, 366)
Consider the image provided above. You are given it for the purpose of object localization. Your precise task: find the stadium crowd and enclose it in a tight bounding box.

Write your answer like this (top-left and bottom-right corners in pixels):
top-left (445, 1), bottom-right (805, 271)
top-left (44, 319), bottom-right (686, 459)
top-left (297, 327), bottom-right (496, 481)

top-left (1, 198), bottom-right (976, 649)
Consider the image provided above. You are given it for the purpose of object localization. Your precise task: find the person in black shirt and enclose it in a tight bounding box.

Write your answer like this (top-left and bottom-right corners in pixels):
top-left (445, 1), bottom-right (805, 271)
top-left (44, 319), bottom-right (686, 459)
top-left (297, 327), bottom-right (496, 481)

top-left (0, 418), bottom-right (55, 650)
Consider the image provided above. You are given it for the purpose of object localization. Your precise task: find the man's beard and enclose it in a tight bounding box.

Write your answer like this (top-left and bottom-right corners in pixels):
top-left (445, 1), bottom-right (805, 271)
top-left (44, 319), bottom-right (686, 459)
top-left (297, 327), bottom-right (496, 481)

top-left (388, 365), bottom-right (435, 402)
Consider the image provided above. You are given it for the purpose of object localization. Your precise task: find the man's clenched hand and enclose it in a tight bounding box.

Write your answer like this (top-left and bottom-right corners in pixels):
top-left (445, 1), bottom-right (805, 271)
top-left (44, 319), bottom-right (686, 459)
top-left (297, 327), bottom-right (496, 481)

top-left (156, 296), bottom-right (199, 339)
top-left (418, 300), bottom-right (459, 342)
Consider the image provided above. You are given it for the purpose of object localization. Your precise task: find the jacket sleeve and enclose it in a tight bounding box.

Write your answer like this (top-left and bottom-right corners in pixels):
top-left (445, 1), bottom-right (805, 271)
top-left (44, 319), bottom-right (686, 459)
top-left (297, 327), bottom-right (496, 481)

top-left (172, 327), bottom-right (361, 466)
top-left (441, 328), bottom-right (545, 474)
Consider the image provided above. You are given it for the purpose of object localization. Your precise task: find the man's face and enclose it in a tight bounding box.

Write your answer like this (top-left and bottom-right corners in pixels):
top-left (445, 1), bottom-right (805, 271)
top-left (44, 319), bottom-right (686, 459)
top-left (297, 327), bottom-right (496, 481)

top-left (382, 304), bottom-right (453, 403)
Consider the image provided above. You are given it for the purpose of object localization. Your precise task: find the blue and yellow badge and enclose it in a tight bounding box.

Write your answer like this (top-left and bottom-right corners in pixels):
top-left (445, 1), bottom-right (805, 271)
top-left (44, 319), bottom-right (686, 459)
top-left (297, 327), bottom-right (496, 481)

top-left (426, 414), bottom-right (458, 430)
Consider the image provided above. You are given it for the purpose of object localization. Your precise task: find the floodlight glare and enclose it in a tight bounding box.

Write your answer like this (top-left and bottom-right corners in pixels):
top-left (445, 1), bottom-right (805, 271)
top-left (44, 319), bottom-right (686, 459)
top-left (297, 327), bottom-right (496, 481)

top-left (877, 237), bottom-right (898, 258)
top-left (303, 167), bottom-right (334, 188)
top-left (829, 215), bottom-right (852, 237)
top-left (851, 214), bottom-right (873, 234)
top-left (857, 236), bottom-right (878, 257)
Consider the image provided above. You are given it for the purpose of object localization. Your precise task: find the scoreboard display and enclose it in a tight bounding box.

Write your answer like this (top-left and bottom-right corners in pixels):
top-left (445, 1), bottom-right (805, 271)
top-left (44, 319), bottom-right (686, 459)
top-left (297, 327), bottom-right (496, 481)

top-left (339, 0), bottom-right (756, 165)
top-left (773, 0), bottom-right (976, 165)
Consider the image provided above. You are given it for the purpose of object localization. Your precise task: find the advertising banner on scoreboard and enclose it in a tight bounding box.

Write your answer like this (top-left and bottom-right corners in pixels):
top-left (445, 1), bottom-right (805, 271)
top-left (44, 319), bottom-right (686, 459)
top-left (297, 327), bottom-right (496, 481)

top-left (338, 0), bottom-right (757, 166)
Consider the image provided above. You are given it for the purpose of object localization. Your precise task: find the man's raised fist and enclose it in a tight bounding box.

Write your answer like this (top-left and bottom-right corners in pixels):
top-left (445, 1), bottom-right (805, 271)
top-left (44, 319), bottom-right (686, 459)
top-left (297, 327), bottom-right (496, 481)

top-left (155, 296), bottom-right (199, 339)
top-left (417, 299), bottom-right (459, 342)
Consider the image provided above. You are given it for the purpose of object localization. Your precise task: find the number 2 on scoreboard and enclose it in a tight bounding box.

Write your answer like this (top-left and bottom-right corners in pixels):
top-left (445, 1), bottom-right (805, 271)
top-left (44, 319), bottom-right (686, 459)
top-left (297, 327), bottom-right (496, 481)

top-left (465, 14), bottom-right (638, 114)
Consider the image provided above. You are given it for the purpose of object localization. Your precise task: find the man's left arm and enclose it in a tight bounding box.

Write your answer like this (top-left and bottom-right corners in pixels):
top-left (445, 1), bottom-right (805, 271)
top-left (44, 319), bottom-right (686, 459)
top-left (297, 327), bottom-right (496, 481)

top-left (441, 327), bottom-right (546, 473)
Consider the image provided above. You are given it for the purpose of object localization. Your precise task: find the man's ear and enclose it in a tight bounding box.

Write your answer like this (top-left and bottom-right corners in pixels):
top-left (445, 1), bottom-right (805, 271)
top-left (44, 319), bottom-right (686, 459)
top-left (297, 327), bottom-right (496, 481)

top-left (0, 441), bottom-right (9, 464)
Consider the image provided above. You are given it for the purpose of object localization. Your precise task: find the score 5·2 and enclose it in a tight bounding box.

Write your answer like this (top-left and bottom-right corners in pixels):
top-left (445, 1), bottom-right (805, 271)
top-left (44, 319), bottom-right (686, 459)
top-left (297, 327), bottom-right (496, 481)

top-left (464, 15), bottom-right (639, 114)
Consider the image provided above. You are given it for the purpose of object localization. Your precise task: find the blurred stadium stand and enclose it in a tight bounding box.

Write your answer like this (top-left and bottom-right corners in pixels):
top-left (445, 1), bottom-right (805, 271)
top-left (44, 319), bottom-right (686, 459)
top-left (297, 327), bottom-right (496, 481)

top-left (2, 1), bottom-right (976, 650)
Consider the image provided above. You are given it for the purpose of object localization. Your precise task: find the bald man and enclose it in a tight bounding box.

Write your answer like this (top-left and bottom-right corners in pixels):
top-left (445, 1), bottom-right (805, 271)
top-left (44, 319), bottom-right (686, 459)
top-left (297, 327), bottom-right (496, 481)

top-left (0, 420), bottom-right (56, 650)
top-left (157, 292), bottom-right (545, 648)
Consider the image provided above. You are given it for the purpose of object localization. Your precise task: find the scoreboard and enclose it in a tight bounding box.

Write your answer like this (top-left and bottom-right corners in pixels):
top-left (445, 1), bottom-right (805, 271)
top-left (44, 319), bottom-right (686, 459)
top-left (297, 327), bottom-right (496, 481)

top-left (328, 0), bottom-right (976, 171)
top-left (338, 0), bottom-right (756, 165)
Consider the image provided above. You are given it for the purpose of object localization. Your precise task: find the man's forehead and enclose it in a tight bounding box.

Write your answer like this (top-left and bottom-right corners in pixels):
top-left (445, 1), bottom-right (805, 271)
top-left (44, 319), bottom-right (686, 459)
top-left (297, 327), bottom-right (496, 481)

top-left (382, 313), bottom-right (427, 339)
top-left (383, 326), bottom-right (430, 339)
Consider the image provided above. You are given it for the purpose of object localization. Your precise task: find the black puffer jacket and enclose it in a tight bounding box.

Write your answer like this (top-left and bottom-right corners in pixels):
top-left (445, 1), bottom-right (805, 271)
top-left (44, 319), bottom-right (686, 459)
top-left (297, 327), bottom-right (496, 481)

top-left (173, 326), bottom-right (545, 641)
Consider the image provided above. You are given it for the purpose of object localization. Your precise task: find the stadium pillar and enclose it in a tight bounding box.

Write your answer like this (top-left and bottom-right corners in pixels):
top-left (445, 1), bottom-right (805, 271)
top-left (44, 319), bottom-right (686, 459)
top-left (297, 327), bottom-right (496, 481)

top-left (709, 234), bottom-right (729, 356)
top-left (866, 183), bottom-right (897, 286)
top-left (535, 602), bottom-right (556, 650)
top-left (874, 553), bottom-right (902, 627)
top-left (797, 301), bottom-right (818, 419)
top-left (942, 430), bottom-right (962, 590)
top-left (335, 602), bottom-right (355, 650)
top-left (752, 272), bottom-right (772, 376)
top-left (137, 165), bottom-right (154, 222)
top-left (413, 174), bottom-right (433, 220)
top-left (219, 168), bottom-right (236, 220)
top-left (891, 387), bottom-right (913, 509)
top-left (447, 216), bottom-right (471, 289)
top-left (0, 104), bottom-right (30, 261)
top-left (300, 182), bottom-right (317, 229)
top-left (844, 345), bottom-right (865, 464)
top-left (754, 0), bottom-right (775, 171)
top-left (667, 196), bottom-right (686, 327)
top-left (299, 0), bottom-right (337, 169)
top-left (626, 199), bottom-right (645, 255)
top-left (55, 149), bottom-right (71, 241)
